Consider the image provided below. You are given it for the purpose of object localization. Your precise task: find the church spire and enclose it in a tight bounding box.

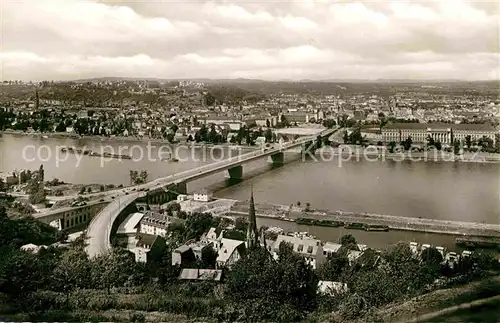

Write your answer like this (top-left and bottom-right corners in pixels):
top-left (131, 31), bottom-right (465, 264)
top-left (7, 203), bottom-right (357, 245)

top-left (247, 185), bottom-right (258, 248)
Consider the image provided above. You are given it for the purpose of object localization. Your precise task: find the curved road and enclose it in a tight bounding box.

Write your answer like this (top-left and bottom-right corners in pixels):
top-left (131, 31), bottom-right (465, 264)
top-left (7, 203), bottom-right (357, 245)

top-left (85, 128), bottom-right (337, 257)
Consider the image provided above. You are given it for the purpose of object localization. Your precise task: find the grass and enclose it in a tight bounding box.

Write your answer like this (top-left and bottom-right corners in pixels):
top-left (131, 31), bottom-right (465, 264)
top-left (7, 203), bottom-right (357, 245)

top-left (425, 300), bottom-right (500, 323)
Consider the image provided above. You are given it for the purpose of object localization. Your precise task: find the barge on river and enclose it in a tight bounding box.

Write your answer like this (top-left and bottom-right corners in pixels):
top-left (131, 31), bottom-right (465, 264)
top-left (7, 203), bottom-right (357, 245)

top-left (296, 218), bottom-right (389, 232)
top-left (455, 236), bottom-right (500, 250)
top-left (60, 147), bottom-right (132, 159)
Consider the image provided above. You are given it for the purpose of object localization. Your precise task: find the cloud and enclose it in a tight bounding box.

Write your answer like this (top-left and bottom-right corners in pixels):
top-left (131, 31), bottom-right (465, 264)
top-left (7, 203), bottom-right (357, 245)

top-left (1, 0), bottom-right (498, 81)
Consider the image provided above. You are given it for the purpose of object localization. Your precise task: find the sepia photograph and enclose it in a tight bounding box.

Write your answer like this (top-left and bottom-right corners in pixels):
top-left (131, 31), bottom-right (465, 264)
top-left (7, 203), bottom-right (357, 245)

top-left (0, 0), bottom-right (499, 322)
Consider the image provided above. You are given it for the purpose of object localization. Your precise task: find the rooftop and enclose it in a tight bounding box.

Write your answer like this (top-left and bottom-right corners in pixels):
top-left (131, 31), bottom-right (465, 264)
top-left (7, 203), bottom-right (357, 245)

top-left (136, 233), bottom-right (158, 248)
top-left (217, 238), bottom-right (245, 264)
top-left (117, 212), bottom-right (144, 235)
top-left (274, 234), bottom-right (322, 256)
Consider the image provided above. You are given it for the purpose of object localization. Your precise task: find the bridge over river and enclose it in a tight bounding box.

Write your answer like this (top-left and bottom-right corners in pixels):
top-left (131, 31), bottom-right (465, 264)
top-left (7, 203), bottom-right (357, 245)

top-left (84, 128), bottom-right (338, 257)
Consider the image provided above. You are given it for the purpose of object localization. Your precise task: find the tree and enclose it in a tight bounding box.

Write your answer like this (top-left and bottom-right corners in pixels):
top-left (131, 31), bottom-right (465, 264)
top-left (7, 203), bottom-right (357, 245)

top-left (100, 185), bottom-right (105, 192)
top-left (166, 132), bottom-right (175, 143)
top-left (465, 135), bottom-right (472, 148)
top-left (78, 186), bottom-right (86, 195)
top-left (264, 128), bottom-right (273, 143)
top-left (200, 245), bottom-right (218, 269)
top-left (53, 247), bottom-right (91, 304)
top-left (55, 120), bottom-right (66, 132)
top-left (91, 249), bottom-right (138, 293)
top-left (323, 119), bottom-right (336, 128)
top-left (183, 212), bottom-right (217, 241)
top-left (401, 136), bottom-right (412, 151)
top-left (388, 141), bottom-right (397, 153)
top-left (305, 202), bottom-right (311, 211)
top-left (87, 186), bottom-right (92, 193)
top-left (453, 139), bottom-right (461, 155)
top-left (421, 247), bottom-right (443, 266)
top-left (318, 251), bottom-right (349, 281)
top-left (27, 167), bottom-right (46, 205)
top-left (227, 246), bottom-right (318, 321)
top-left (266, 119), bottom-right (271, 128)
top-left (234, 217), bottom-right (248, 231)
top-left (129, 170), bottom-right (138, 186)
top-left (204, 92), bottom-right (216, 106)
top-left (316, 135), bottom-right (323, 149)
top-left (296, 201), bottom-right (301, 207)
top-left (170, 124), bottom-right (179, 134)
top-left (343, 131), bottom-right (349, 143)
top-left (340, 234), bottom-right (357, 246)
top-left (280, 114), bottom-right (289, 127)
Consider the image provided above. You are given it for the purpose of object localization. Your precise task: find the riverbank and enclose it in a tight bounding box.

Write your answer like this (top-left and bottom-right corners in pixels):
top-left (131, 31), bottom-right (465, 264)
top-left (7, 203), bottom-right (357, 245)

top-left (229, 200), bottom-right (500, 237)
top-left (0, 130), bottom-right (257, 151)
top-left (315, 147), bottom-right (500, 163)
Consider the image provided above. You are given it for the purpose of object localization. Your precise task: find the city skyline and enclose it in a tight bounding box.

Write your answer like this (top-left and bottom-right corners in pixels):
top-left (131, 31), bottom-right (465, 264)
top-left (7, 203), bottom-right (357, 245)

top-left (1, 0), bottom-right (499, 81)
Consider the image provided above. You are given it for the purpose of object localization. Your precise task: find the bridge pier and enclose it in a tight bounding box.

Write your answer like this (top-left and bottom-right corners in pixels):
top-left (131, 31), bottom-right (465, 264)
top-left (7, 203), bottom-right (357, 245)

top-left (270, 152), bottom-right (284, 166)
top-left (175, 180), bottom-right (187, 195)
top-left (227, 165), bottom-right (243, 180)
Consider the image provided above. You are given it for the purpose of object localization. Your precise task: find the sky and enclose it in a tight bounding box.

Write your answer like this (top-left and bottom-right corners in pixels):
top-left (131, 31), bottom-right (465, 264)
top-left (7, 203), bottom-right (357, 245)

top-left (1, 0), bottom-right (499, 81)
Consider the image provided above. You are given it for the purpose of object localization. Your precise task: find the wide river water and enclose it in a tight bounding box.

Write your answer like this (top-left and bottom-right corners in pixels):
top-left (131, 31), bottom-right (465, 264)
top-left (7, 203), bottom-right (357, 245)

top-left (1, 134), bottom-right (499, 249)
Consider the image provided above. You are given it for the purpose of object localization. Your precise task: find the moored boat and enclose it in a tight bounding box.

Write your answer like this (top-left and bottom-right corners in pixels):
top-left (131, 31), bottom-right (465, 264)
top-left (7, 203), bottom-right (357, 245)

top-left (455, 236), bottom-right (500, 249)
top-left (344, 222), bottom-right (365, 230)
top-left (364, 224), bottom-right (390, 232)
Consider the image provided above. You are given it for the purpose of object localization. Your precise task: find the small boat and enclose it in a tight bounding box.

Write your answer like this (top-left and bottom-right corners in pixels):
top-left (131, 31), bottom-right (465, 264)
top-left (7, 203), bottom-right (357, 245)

top-left (42, 135), bottom-right (48, 139)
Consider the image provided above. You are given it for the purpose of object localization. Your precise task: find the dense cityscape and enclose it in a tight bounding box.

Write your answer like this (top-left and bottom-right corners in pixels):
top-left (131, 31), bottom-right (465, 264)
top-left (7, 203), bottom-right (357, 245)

top-left (1, 0), bottom-right (500, 322)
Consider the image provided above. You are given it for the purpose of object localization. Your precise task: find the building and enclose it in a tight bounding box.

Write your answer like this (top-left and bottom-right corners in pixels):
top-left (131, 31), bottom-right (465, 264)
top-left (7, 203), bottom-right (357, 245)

top-left (134, 233), bottom-right (166, 263)
top-left (273, 234), bottom-right (325, 269)
top-left (179, 269), bottom-right (223, 282)
top-left (172, 244), bottom-right (196, 266)
top-left (216, 238), bottom-right (246, 269)
top-left (193, 189), bottom-right (213, 202)
top-left (21, 243), bottom-right (46, 254)
top-left (323, 242), bottom-right (342, 257)
top-left (171, 240), bottom-right (213, 266)
top-left (382, 123), bottom-right (498, 145)
top-left (139, 211), bottom-right (182, 237)
top-left (317, 281), bottom-right (349, 296)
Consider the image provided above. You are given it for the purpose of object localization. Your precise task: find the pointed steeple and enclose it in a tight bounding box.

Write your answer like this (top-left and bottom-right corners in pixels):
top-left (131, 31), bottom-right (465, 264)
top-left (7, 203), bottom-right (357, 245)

top-left (247, 185), bottom-right (258, 248)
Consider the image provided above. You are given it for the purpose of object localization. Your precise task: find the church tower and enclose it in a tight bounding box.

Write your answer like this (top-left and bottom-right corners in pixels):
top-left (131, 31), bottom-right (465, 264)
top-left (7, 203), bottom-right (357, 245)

top-left (246, 186), bottom-right (259, 248)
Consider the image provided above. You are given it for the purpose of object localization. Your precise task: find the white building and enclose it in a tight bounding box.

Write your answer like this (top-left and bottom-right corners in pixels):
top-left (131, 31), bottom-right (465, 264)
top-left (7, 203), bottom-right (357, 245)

top-left (139, 211), bottom-right (182, 237)
top-left (193, 189), bottom-right (213, 202)
top-left (317, 281), bottom-right (349, 296)
top-left (273, 234), bottom-right (325, 269)
top-left (216, 238), bottom-right (246, 269)
top-left (382, 123), bottom-right (498, 145)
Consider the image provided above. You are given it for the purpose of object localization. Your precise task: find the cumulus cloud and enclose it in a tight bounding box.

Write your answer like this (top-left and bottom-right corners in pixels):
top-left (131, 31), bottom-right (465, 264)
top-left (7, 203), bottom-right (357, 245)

top-left (1, 0), bottom-right (498, 80)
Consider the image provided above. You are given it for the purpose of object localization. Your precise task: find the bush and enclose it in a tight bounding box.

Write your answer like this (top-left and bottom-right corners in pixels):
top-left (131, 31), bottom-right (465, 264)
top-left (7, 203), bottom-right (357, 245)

top-left (339, 293), bottom-right (365, 320)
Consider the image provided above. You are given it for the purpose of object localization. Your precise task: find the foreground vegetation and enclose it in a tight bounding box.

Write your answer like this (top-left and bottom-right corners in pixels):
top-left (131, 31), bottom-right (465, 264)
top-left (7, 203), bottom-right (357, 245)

top-left (1, 205), bottom-right (499, 322)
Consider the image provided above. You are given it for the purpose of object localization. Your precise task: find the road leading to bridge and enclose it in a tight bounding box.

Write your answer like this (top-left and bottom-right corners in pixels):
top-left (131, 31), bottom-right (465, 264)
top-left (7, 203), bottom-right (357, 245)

top-left (85, 128), bottom-right (338, 257)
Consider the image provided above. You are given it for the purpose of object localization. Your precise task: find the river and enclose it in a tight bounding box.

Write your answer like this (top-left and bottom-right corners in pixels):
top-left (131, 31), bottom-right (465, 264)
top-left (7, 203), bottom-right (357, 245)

top-left (1, 134), bottom-right (499, 248)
